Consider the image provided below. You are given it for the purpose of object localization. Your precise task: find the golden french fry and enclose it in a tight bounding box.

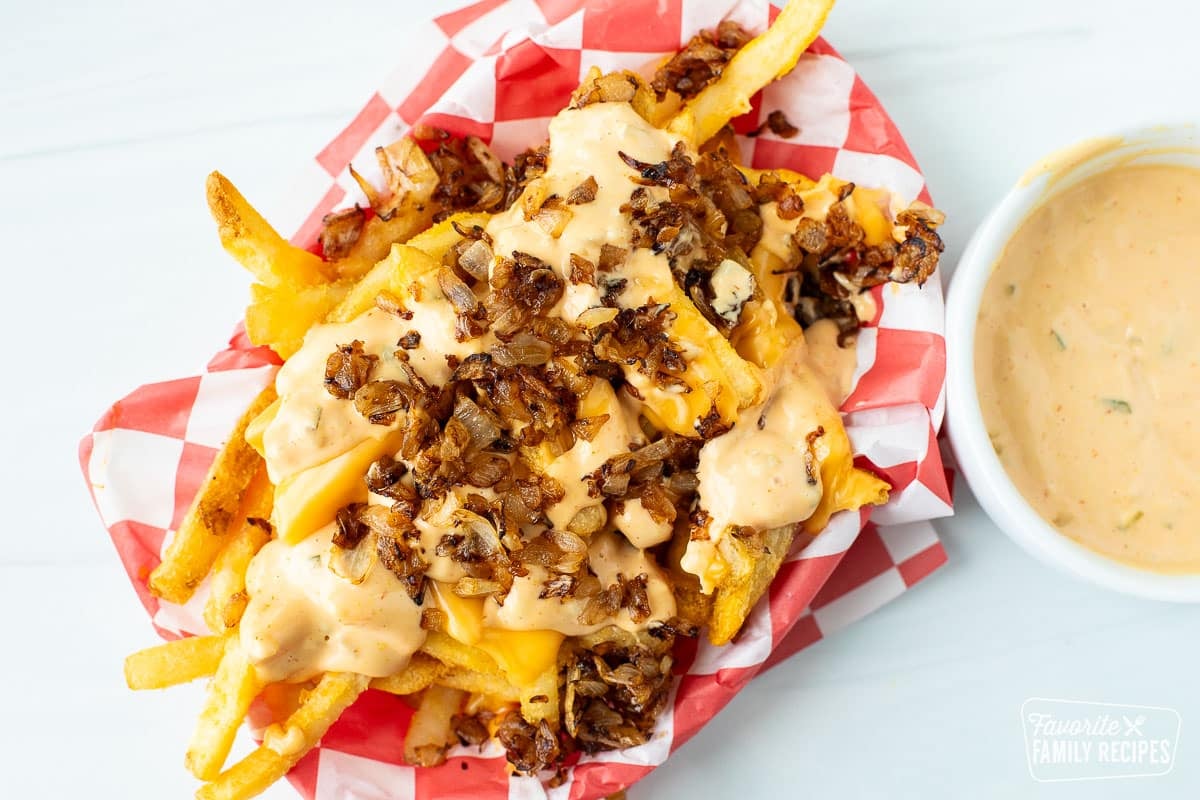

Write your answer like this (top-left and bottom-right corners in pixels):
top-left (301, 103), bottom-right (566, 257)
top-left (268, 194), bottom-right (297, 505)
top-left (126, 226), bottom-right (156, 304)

top-left (335, 138), bottom-right (440, 280)
top-left (370, 653), bottom-right (446, 696)
top-left (636, 284), bottom-right (765, 436)
top-left (150, 387), bottom-right (276, 605)
top-left (734, 247), bottom-right (804, 369)
top-left (708, 524), bottom-right (796, 646)
top-left (326, 243), bottom-right (441, 325)
top-left (197, 672), bottom-right (370, 800)
top-left (203, 503), bottom-right (273, 634)
top-left (206, 172), bottom-right (333, 288)
top-left (405, 210), bottom-right (490, 260)
top-left (327, 210), bottom-right (489, 326)
top-left (186, 640), bottom-right (265, 781)
top-left (666, 530), bottom-right (715, 633)
top-left (404, 684), bottom-right (467, 767)
top-left (333, 210), bottom-right (435, 282)
top-left (667, 0), bottom-right (836, 146)
top-left (420, 631), bottom-right (503, 677)
top-left (438, 667), bottom-right (522, 703)
top-left (244, 281), bottom-right (349, 359)
top-left (124, 634), bottom-right (228, 690)
top-left (805, 432), bottom-right (890, 536)
top-left (518, 665), bottom-right (560, 728)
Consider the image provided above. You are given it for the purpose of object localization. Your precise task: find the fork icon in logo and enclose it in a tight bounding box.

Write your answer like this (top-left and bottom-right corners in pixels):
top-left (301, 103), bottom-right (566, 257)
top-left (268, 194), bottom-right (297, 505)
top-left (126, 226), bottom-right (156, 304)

top-left (1123, 715), bottom-right (1147, 737)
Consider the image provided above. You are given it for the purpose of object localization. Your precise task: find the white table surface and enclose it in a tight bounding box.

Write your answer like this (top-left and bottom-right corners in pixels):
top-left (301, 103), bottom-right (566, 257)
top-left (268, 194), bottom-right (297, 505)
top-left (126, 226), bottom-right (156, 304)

top-left (3, 0), bottom-right (1197, 797)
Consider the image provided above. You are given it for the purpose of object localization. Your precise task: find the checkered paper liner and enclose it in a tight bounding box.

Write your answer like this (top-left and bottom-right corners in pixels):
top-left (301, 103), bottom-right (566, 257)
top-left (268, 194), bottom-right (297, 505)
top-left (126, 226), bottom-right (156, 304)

top-left (79, 1), bottom-right (953, 797)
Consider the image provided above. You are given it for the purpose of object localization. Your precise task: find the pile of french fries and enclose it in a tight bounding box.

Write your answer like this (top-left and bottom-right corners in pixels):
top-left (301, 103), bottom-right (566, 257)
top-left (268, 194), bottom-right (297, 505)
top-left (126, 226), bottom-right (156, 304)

top-left (120, 2), bottom-right (921, 797)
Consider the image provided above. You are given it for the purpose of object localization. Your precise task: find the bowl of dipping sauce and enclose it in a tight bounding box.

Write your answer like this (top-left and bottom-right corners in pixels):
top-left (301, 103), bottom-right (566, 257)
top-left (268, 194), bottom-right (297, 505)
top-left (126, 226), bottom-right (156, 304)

top-left (946, 126), bottom-right (1200, 601)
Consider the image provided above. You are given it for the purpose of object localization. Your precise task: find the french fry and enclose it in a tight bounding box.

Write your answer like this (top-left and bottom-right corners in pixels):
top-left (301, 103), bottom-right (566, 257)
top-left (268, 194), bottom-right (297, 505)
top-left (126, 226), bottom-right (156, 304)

top-left (406, 211), bottom-right (492, 261)
top-left (244, 281), bottom-right (349, 359)
top-left (334, 206), bottom-right (486, 282)
top-left (666, 527), bottom-right (715, 633)
top-left (333, 210), bottom-right (435, 281)
top-left (325, 243), bottom-right (441, 324)
top-left (203, 503), bottom-right (273, 634)
top-left (404, 684), bottom-right (467, 767)
top-left (150, 386), bottom-right (276, 605)
top-left (438, 667), bottom-right (522, 703)
top-left (206, 172), bottom-right (333, 288)
top-left (335, 138), bottom-right (440, 280)
top-left (327, 210), bottom-right (489, 326)
top-left (186, 640), bottom-right (265, 781)
top-left (708, 524), bottom-right (796, 646)
top-left (734, 246), bottom-right (804, 369)
top-left (370, 652), bottom-right (447, 696)
top-left (636, 284), bottom-right (765, 436)
top-left (667, 0), bottom-right (836, 146)
top-left (518, 665), bottom-right (560, 729)
top-left (420, 631), bottom-right (503, 677)
top-left (197, 672), bottom-right (370, 800)
top-left (124, 634), bottom-right (227, 690)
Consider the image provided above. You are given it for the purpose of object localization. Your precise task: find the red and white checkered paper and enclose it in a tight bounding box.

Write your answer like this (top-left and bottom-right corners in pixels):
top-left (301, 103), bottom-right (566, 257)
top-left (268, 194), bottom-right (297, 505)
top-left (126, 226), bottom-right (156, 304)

top-left (79, 1), bottom-right (953, 797)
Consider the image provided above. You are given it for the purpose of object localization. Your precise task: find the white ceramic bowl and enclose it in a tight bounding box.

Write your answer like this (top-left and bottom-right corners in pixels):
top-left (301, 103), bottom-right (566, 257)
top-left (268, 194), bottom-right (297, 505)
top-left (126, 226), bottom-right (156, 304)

top-left (945, 125), bottom-right (1200, 602)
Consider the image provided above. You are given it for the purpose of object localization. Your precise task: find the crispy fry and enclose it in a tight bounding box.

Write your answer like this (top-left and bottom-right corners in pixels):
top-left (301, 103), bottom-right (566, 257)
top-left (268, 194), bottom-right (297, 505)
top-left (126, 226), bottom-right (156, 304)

top-left (404, 684), bottom-right (467, 766)
top-left (245, 281), bottom-right (349, 359)
top-left (370, 652), bottom-right (446, 696)
top-left (421, 631), bottom-right (503, 677)
top-left (124, 634), bottom-right (227, 690)
top-left (518, 665), bottom-right (560, 729)
top-left (667, 0), bottom-right (836, 146)
top-left (405, 211), bottom-right (491, 260)
top-left (206, 172), bottom-right (332, 287)
top-left (197, 672), bottom-right (369, 800)
top-left (326, 211), bottom-right (490, 325)
top-left (708, 524), bottom-right (796, 646)
top-left (333, 210), bottom-right (435, 281)
top-left (326, 243), bottom-right (441, 324)
top-left (438, 667), bottom-right (522, 703)
top-left (150, 386), bottom-right (276, 605)
top-left (186, 639), bottom-right (265, 781)
top-left (203, 501), bottom-right (273, 634)
top-left (335, 139), bottom-right (440, 280)
top-left (633, 284), bottom-right (765, 436)
top-left (666, 528), bottom-right (715, 632)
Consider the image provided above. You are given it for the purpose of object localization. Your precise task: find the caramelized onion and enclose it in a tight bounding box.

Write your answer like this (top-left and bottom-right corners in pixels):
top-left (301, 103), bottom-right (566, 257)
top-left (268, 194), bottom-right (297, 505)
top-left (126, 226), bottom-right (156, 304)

top-left (490, 333), bottom-right (553, 367)
top-left (452, 395), bottom-right (501, 447)
top-left (438, 266), bottom-right (479, 314)
top-left (533, 202), bottom-right (572, 238)
top-left (575, 306), bottom-right (618, 328)
top-left (457, 238), bottom-right (494, 281)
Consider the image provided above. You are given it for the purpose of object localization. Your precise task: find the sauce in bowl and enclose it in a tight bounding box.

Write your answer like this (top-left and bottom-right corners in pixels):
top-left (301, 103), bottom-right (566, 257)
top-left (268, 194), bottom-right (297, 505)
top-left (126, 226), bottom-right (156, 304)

top-left (975, 163), bottom-right (1200, 573)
